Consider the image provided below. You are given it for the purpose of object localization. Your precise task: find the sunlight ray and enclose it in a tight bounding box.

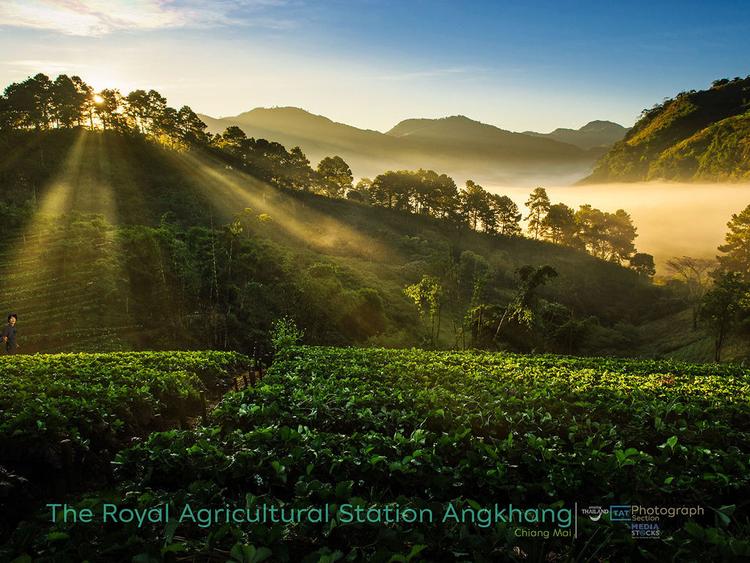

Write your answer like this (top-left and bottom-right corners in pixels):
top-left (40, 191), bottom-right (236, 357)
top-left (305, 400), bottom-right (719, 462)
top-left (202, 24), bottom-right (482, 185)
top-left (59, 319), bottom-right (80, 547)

top-left (171, 150), bottom-right (398, 264)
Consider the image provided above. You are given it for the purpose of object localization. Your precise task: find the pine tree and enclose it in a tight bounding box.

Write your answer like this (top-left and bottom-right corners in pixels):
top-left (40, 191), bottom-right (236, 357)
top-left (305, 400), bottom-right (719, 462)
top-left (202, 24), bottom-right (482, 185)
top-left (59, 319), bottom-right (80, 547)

top-left (717, 204), bottom-right (750, 280)
top-left (525, 187), bottom-right (550, 240)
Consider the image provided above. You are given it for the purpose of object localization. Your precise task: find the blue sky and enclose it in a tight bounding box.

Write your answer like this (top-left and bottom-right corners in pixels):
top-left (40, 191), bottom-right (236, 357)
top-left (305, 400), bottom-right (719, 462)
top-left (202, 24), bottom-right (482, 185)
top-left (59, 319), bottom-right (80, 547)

top-left (0, 0), bottom-right (748, 132)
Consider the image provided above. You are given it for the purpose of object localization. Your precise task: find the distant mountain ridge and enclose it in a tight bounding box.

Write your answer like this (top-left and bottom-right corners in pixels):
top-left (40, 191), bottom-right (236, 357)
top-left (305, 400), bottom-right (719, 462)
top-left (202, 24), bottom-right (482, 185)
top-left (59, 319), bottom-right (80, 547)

top-left (582, 77), bottom-right (750, 183)
top-left (386, 115), bottom-right (585, 158)
top-left (523, 120), bottom-right (629, 150)
top-left (198, 107), bottom-right (626, 184)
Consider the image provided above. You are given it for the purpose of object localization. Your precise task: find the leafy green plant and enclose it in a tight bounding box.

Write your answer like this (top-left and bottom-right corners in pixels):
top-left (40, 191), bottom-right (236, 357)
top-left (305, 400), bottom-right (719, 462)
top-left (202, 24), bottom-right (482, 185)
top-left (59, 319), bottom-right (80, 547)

top-left (270, 317), bottom-right (304, 355)
top-left (5, 346), bottom-right (750, 561)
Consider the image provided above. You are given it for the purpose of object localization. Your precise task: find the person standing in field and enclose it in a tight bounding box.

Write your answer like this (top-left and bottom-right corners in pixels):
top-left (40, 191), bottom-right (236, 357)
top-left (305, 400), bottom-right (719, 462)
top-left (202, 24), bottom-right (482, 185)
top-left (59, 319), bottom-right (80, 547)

top-left (2, 313), bottom-right (18, 354)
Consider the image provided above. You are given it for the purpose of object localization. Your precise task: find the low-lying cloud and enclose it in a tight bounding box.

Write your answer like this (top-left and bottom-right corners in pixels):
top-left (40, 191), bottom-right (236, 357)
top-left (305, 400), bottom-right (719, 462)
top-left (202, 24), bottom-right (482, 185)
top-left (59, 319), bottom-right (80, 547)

top-left (493, 182), bottom-right (750, 272)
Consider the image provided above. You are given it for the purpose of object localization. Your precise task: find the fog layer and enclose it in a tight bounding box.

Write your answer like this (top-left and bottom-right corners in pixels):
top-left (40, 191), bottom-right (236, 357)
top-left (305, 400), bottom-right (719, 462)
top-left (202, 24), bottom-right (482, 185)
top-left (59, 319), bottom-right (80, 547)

top-left (492, 182), bottom-right (750, 272)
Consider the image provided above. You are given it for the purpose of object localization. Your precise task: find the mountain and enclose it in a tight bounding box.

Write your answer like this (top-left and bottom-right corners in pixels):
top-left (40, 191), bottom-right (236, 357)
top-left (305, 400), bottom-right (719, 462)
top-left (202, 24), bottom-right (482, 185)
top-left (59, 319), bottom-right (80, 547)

top-left (198, 108), bottom-right (603, 184)
top-left (582, 77), bottom-right (750, 183)
top-left (385, 115), bottom-right (585, 158)
top-left (523, 120), bottom-right (629, 150)
top-left (199, 107), bottom-right (406, 179)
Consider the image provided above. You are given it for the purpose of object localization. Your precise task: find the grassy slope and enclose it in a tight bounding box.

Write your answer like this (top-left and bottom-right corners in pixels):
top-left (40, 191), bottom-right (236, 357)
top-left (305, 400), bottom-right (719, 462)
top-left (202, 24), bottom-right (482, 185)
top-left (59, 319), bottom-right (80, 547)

top-left (634, 308), bottom-right (750, 363)
top-left (0, 131), bottom-right (216, 351)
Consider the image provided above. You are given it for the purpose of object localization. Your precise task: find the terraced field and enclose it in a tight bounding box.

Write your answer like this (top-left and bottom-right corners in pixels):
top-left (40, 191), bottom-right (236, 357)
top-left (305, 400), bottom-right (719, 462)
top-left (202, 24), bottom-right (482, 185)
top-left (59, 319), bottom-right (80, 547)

top-left (0, 220), bottom-right (137, 353)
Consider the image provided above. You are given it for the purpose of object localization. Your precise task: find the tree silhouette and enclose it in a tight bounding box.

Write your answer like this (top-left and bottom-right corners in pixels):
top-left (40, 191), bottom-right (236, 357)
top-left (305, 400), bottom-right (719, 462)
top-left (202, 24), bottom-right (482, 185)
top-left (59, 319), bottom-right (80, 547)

top-left (701, 271), bottom-right (748, 361)
top-left (94, 89), bottom-right (126, 130)
top-left (317, 156), bottom-right (353, 197)
top-left (460, 180), bottom-right (490, 231)
top-left (717, 204), bottom-right (750, 280)
top-left (489, 194), bottom-right (522, 236)
top-left (525, 187), bottom-right (550, 240)
top-left (666, 256), bottom-right (715, 329)
top-left (605, 209), bottom-right (638, 264)
top-left (495, 264), bottom-right (558, 337)
top-left (630, 252), bottom-right (656, 279)
top-left (543, 203), bottom-right (576, 245)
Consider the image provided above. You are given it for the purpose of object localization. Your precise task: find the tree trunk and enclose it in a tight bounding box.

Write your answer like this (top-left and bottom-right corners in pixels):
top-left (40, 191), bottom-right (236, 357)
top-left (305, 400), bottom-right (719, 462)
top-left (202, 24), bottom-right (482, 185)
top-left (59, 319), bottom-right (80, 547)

top-left (435, 304), bottom-right (442, 347)
top-left (715, 324), bottom-right (725, 362)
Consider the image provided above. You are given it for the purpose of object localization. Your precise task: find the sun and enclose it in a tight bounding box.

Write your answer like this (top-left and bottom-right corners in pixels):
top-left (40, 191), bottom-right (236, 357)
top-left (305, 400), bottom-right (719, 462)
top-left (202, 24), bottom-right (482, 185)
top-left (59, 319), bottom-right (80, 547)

top-left (93, 94), bottom-right (105, 104)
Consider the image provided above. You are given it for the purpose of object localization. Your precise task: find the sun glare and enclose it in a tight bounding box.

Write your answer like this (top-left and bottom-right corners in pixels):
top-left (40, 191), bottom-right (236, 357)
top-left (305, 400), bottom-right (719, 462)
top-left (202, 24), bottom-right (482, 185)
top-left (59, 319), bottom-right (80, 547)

top-left (93, 94), bottom-right (104, 104)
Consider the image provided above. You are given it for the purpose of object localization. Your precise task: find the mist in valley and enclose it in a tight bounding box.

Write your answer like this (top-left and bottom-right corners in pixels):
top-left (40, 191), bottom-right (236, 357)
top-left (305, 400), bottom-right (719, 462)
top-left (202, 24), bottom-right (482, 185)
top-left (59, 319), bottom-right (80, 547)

top-left (488, 182), bottom-right (750, 272)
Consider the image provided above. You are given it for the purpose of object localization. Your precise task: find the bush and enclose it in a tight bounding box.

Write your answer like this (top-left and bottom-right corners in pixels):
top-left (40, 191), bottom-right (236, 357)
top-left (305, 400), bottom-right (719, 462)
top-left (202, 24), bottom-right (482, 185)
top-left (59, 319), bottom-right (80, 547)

top-left (270, 316), bottom-right (304, 354)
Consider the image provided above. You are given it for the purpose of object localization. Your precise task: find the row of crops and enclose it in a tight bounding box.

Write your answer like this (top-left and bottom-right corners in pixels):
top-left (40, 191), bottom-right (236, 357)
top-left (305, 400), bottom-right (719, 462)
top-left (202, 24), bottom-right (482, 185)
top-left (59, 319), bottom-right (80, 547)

top-left (0, 225), bottom-right (132, 353)
top-left (0, 351), bottom-right (250, 539)
top-left (5, 346), bottom-right (748, 561)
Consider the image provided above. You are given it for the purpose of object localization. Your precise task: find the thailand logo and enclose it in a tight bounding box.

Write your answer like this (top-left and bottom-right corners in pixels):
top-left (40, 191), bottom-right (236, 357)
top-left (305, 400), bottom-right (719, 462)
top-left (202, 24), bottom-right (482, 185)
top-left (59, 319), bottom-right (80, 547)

top-left (581, 506), bottom-right (609, 521)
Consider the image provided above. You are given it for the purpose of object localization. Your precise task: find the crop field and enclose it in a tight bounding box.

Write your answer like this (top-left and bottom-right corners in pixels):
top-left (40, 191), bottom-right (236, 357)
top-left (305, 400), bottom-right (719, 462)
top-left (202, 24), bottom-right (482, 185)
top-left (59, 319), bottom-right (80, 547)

top-left (0, 351), bottom-right (250, 538)
top-left (0, 224), bottom-right (138, 353)
top-left (6, 346), bottom-right (748, 561)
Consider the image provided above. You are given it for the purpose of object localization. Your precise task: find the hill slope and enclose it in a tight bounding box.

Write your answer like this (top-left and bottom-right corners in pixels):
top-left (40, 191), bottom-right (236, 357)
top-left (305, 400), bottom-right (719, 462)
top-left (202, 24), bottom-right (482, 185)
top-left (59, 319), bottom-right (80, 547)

top-left (199, 108), bottom-right (599, 184)
top-left (583, 77), bottom-right (750, 183)
top-left (0, 129), bottom-right (670, 355)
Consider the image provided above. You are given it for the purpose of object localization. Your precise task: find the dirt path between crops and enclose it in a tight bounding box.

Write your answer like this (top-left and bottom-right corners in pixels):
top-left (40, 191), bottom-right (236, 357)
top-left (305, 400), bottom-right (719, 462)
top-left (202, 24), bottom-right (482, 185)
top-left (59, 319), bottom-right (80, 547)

top-left (183, 368), bottom-right (266, 428)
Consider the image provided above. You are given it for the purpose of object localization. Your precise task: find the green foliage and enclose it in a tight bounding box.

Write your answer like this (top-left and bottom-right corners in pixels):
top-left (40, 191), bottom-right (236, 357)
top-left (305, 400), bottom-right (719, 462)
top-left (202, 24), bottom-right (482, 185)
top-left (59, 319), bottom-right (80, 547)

top-left (585, 76), bottom-right (750, 183)
top-left (700, 271), bottom-right (750, 361)
top-left (11, 346), bottom-right (750, 560)
top-left (630, 252), bottom-right (656, 279)
top-left (717, 203), bottom-right (750, 279)
top-left (213, 126), bottom-right (318, 191)
top-left (542, 202), bottom-right (576, 245)
top-left (270, 317), bottom-right (305, 354)
top-left (403, 275), bottom-right (443, 346)
top-left (316, 156), bottom-right (353, 198)
top-left (0, 350), bottom-right (248, 537)
top-left (524, 186), bottom-right (550, 239)
top-left (495, 265), bottom-right (559, 348)
top-left (650, 113), bottom-right (750, 181)
top-left (0, 350), bottom-right (246, 447)
top-left (573, 205), bottom-right (638, 262)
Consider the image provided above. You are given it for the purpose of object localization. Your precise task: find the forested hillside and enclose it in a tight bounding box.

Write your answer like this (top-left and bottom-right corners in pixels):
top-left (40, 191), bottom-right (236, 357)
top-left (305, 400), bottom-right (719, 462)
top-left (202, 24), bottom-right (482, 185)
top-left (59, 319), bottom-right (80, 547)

top-left (27, 73), bottom-right (750, 362)
top-left (584, 76), bottom-right (750, 182)
top-left (0, 129), bottom-right (671, 355)
top-left (0, 72), bottom-right (675, 357)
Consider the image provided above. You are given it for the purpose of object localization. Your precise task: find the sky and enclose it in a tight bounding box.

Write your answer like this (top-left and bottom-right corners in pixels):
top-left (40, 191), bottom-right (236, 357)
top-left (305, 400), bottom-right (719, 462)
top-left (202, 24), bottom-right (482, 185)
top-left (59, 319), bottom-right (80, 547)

top-left (0, 0), bottom-right (748, 133)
